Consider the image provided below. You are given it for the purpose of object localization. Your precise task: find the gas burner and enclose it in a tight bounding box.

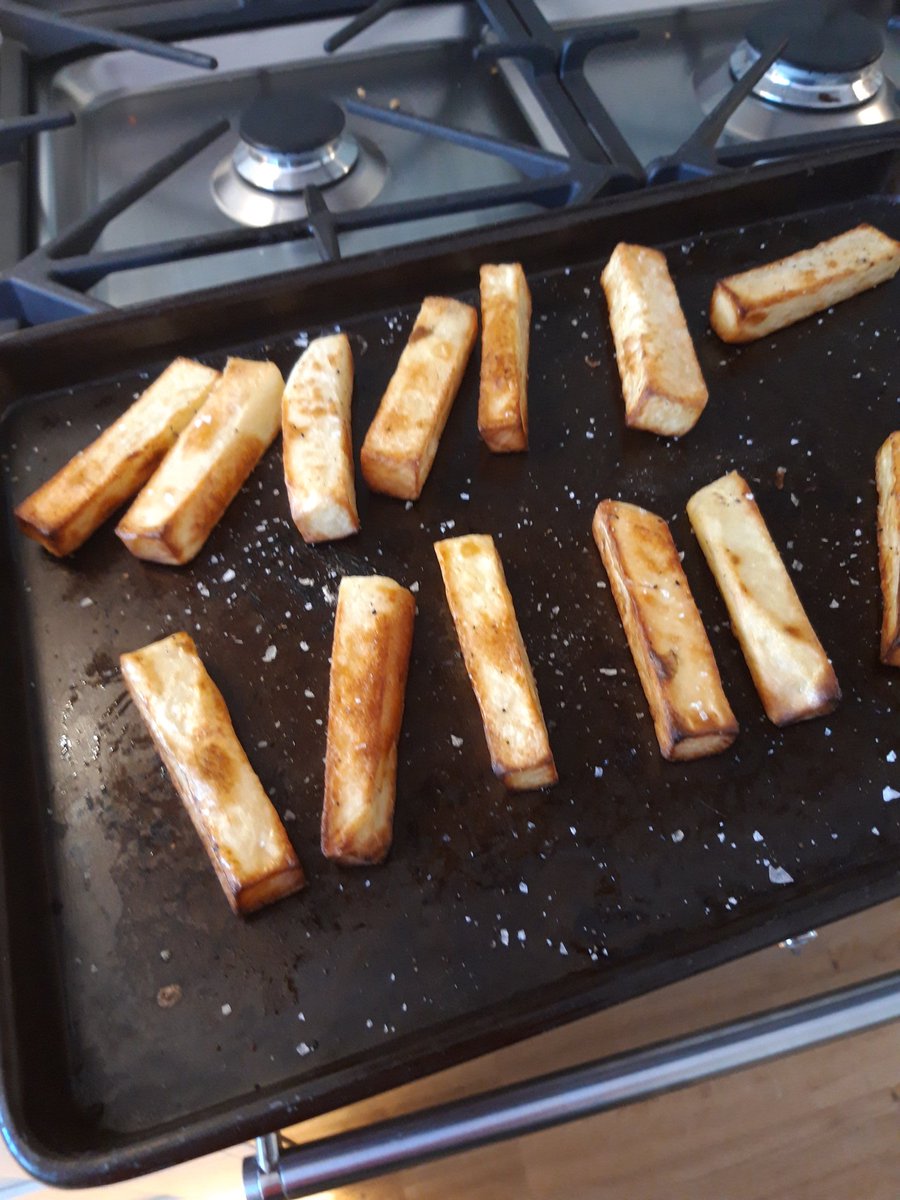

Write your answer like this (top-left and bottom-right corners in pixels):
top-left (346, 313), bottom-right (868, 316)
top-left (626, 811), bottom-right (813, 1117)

top-left (212, 92), bottom-right (387, 228)
top-left (695, 6), bottom-right (899, 144)
top-left (733, 7), bottom-right (885, 111)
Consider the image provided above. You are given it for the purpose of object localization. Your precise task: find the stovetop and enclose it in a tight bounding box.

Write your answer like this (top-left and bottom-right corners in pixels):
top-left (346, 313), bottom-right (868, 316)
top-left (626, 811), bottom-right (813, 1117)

top-left (39, 7), bottom-right (538, 307)
top-left (1, 0), bottom-right (898, 326)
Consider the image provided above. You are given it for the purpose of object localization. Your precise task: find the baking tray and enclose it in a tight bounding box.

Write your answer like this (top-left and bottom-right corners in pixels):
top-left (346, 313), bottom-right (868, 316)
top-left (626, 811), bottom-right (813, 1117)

top-left (0, 141), bottom-right (898, 1187)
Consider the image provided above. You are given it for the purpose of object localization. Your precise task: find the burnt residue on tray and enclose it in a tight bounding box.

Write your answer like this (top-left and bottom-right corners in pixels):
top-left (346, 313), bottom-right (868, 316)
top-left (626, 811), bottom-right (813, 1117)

top-left (0, 146), bottom-right (897, 1185)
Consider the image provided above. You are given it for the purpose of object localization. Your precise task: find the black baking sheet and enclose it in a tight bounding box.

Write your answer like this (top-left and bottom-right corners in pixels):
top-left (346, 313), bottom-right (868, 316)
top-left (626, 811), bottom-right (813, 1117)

top-left (0, 143), bottom-right (898, 1186)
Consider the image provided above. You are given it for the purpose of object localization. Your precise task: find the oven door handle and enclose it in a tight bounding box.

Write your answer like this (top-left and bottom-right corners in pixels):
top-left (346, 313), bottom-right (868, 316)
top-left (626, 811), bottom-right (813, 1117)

top-left (243, 967), bottom-right (900, 1200)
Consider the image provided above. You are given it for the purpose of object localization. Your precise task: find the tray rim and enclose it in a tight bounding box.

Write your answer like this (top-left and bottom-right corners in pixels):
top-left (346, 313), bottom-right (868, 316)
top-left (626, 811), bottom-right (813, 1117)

top-left (5, 872), bottom-right (900, 1187)
top-left (1, 137), bottom-right (899, 1187)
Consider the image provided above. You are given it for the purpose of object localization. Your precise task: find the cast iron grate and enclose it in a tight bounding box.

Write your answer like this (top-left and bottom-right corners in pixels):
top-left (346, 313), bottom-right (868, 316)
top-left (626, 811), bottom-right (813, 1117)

top-left (1, 0), bottom-right (898, 328)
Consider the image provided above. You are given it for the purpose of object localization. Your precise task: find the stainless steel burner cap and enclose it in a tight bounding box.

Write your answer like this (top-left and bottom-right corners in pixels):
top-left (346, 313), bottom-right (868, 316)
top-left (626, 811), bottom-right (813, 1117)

top-left (694, 3), bottom-right (899, 146)
top-left (732, 7), bottom-right (886, 111)
top-left (212, 93), bottom-right (388, 228)
top-left (233, 93), bottom-right (359, 192)
top-left (730, 41), bottom-right (884, 111)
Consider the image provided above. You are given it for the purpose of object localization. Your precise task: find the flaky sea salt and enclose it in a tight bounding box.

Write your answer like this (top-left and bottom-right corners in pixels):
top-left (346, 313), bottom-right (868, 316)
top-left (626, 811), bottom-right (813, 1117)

top-left (768, 865), bottom-right (794, 885)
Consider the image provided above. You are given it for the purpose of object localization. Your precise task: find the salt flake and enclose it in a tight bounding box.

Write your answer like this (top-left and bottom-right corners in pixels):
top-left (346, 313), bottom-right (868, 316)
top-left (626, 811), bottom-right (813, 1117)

top-left (768, 865), bottom-right (794, 885)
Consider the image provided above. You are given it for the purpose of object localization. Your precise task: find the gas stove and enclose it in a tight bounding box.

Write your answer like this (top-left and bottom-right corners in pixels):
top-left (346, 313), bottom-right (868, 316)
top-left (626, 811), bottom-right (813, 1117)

top-left (0, 0), bottom-right (897, 326)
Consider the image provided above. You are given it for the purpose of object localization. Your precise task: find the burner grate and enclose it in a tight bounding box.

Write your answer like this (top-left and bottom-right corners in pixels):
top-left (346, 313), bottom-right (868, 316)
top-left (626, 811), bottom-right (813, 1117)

top-left (0, 0), bottom-right (646, 328)
top-left (0, 0), bottom-right (217, 70)
top-left (0, 112), bottom-right (74, 166)
top-left (2, 0), bottom-right (899, 330)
